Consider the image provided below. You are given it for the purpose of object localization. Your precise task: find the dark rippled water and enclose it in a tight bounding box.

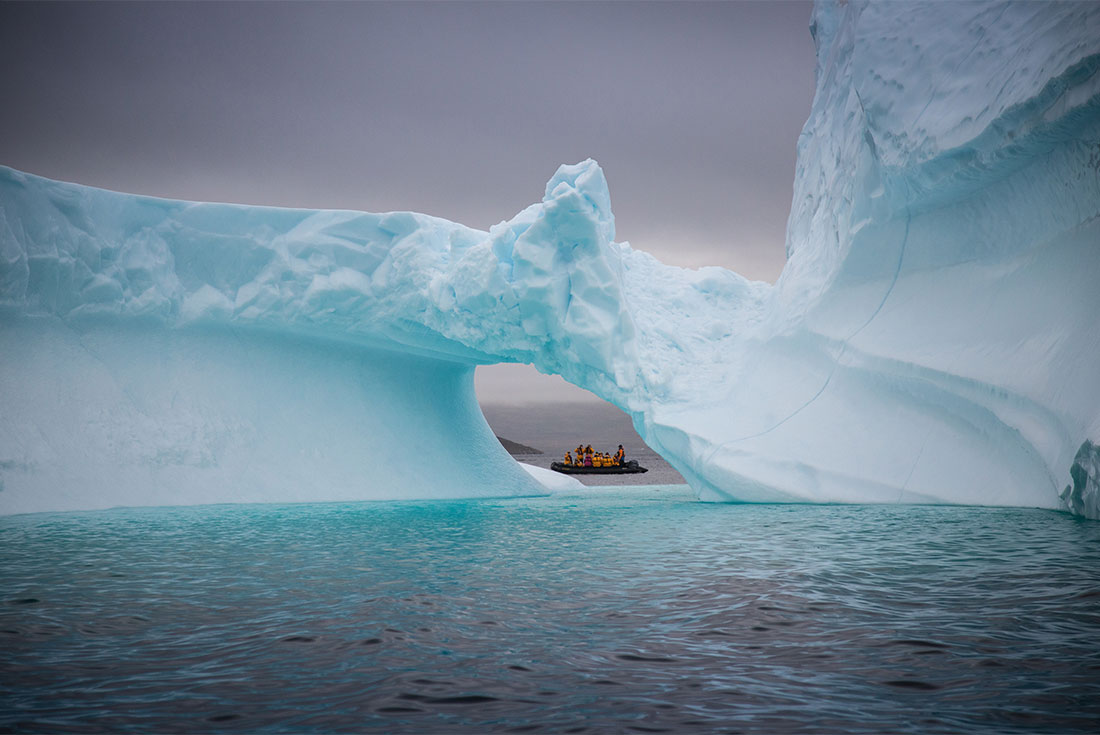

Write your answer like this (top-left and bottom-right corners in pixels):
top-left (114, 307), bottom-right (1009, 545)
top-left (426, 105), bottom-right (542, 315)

top-left (2, 487), bottom-right (1099, 733)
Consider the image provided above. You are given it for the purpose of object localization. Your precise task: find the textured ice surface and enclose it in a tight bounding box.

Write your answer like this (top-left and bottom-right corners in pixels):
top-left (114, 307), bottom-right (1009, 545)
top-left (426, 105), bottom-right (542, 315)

top-left (2, 0), bottom-right (1099, 516)
top-left (697, 0), bottom-right (1100, 516)
top-left (1063, 442), bottom-right (1100, 521)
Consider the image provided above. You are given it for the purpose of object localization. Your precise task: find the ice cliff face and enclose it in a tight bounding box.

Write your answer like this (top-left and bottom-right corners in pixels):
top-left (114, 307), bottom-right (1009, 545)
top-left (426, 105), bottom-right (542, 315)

top-left (2, 0), bottom-right (1098, 517)
top-left (717, 0), bottom-right (1100, 515)
top-left (633, 0), bottom-right (1100, 516)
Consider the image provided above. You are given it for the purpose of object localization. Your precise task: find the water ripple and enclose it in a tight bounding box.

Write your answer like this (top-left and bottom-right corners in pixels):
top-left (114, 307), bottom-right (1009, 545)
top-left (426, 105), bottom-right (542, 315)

top-left (2, 490), bottom-right (1099, 733)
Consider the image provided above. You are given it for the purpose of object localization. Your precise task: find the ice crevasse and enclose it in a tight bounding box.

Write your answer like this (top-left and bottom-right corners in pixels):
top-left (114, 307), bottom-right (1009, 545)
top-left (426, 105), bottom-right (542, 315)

top-left (2, 0), bottom-right (1099, 517)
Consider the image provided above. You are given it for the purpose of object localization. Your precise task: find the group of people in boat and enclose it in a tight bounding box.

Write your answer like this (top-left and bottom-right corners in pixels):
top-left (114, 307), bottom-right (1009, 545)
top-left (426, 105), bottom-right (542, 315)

top-left (563, 444), bottom-right (626, 468)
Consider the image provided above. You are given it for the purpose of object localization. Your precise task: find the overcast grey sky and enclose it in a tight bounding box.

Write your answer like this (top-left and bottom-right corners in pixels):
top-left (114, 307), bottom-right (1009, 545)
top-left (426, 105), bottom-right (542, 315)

top-left (0, 0), bottom-right (816, 405)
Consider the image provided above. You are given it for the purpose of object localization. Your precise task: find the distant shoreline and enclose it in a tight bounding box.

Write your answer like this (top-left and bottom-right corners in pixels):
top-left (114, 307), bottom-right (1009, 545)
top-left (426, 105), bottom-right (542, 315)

top-left (496, 436), bottom-right (542, 455)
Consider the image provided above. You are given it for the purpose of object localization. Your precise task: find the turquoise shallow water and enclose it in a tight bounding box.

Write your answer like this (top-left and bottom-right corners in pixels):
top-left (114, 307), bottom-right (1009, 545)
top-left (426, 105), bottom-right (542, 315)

top-left (2, 486), bottom-right (1099, 733)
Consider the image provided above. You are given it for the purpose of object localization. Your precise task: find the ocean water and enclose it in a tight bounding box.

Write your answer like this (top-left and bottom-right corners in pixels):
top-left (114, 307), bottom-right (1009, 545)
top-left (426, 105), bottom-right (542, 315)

top-left (2, 487), bottom-right (1099, 733)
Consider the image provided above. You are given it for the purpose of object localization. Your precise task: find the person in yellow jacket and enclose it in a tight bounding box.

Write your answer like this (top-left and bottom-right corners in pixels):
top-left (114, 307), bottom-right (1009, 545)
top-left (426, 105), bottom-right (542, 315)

top-left (564, 451), bottom-right (574, 466)
top-left (614, 445), bottom-right (625, 466)
top-left (593, 453), bottom-right (603, 468)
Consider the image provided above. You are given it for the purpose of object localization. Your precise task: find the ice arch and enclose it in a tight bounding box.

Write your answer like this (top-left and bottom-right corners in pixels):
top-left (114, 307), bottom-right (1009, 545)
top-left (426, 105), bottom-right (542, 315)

top-left (0, 159), bottom-right (651, 514)
top-left (2, 0), bottom-right (1099, 517)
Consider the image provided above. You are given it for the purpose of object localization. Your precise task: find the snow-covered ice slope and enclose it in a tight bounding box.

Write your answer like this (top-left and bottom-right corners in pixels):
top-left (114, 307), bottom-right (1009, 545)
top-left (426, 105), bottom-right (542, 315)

top-left (2, 0), bottom-right (1098, 516)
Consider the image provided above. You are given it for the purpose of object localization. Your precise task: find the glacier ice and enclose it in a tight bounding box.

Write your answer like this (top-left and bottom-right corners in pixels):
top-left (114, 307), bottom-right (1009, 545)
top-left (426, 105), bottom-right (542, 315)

top-left (1, 0), bottom-right (1099, 517)
top-left (519, 463), bottom-right (585, 493)
top-left (1063, 442), bottom-right (1100, 520)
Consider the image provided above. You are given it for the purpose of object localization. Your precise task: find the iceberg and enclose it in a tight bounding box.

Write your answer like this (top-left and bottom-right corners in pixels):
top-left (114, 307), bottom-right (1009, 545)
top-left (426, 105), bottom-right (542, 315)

top-left (519, 463), bottom-right (585, 493)
top-left (626, 0), bottom-right (1100, 516)
top-left (1064, 442), bottom-right (1100, 519)
top-left (2, 0), bottom-right (1098, 517)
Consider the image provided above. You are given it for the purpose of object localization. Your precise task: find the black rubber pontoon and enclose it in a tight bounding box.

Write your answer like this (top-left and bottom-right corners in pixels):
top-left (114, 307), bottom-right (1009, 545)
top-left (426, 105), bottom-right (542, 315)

top-left (550, 460), bottom-right (648, 475)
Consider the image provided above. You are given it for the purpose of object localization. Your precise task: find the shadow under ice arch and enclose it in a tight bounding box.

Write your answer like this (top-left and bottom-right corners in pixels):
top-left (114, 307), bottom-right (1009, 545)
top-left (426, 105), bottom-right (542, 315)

top-left (2, 0), bottom-right (1099, 517)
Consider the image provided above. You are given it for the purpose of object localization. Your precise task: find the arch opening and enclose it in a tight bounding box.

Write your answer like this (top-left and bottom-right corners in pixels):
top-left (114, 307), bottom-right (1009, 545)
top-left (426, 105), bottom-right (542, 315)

top-left (475, 363), bottom-right (686, 486)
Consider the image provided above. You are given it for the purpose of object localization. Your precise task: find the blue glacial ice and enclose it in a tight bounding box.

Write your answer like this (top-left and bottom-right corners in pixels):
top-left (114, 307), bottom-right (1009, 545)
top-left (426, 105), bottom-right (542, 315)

top-left (1, 0), bottom-right (1099, 517)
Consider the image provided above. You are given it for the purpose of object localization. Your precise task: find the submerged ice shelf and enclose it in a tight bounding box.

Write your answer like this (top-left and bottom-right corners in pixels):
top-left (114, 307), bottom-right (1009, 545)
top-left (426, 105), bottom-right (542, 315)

top-left (2, 0), bottom-right (1099, 516)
